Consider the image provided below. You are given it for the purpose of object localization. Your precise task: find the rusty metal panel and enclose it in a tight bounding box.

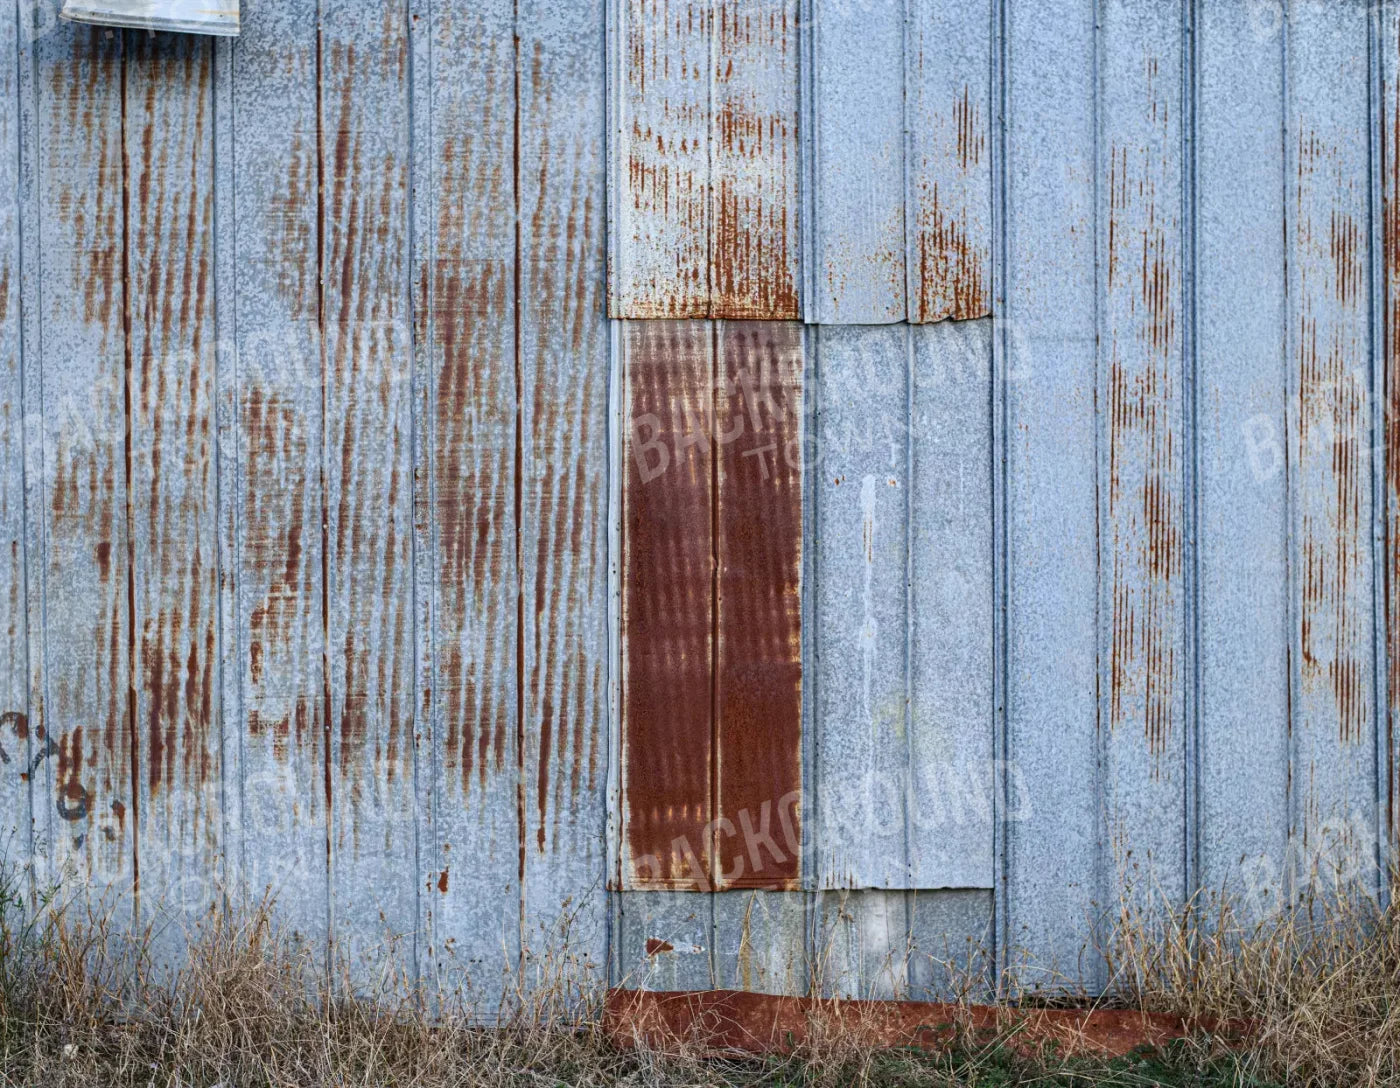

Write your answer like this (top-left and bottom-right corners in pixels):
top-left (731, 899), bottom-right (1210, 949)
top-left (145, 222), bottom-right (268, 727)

top-left (608, 0), bottom-right (800, 320)
top-left (621, 321), bottom-right (715, 889)
top-left (906, 0), bottom-right (991, 322)
top-left (413, 0), bottom-right (521, 1006)
top-left (226, 0), bottom-right (327, 947)
top-left (1287, 0), bottom-right (1379, 887)
top-left (28, 22), bottom-right (134, 919)
top-left (0, 0), bottom-right (29, 883)
top-left (123, 31), bottom-right (223, 954)
top-left (517, 0), bottom-right (612, 984)
top-left (318, 0), bottom-right (419, 978)
top-left (1196, 0), bottom-right (1290, 904)
top-left (1001, 0), bottom-right (1100, 989)
top-left (1097, 0), bottom-right (1187, 915)
top-left (620, 320), bottom-right (803, 893)
top-left (716, 322), bottom-right (802, 890)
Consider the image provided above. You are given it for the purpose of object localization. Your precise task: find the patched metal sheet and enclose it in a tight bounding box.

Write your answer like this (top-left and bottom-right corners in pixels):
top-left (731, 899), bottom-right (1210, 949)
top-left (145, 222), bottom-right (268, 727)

top-left (803, 0), bottom-right (992, 323)
top-left (812, 322), bottom-right (993, 892)
top-left (608, 0), bottom-right (800, 319)
top-left (618, 320), bottom-right (803, 892)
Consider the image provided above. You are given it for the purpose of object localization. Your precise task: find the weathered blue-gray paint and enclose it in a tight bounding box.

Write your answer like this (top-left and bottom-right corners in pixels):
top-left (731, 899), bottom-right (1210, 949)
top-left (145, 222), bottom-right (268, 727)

top-left (0, 0), bottom-right (1397, 1006)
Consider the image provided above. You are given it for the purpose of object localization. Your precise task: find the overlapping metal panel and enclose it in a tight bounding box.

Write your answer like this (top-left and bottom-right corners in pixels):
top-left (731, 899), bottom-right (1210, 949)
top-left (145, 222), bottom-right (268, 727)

top-left (0, 0), bottom-right (1397, 1005)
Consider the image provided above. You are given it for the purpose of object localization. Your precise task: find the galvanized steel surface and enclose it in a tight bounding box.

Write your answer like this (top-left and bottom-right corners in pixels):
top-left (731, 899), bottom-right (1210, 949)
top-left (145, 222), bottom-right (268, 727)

top-left (0, 0), bottom-right (1395, 1003)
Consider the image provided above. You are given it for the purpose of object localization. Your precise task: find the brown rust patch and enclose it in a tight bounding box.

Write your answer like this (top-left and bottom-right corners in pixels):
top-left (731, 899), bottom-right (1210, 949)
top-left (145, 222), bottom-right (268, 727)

top-left (644, 938), bottom-right (675, 956)
top-left (714, 323), bottom-right (802, 888)
top-left (520, 39), bottom-right (608, 856)
top-left (622, 322), bottom-right (714, 889)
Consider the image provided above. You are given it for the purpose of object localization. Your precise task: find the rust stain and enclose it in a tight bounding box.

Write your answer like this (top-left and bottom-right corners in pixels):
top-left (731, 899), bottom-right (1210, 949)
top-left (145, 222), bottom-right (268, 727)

top-left (644, 938), bottom-right (675, 956)
top-left (715, 323), bottom-right (802, 889)
top-left (1296, 128), bottom-right (1369, 748)
top-left (42, 25), bottom-right (131, 879)
top-left (912, 83), bottom-right (990, 322)
top-left (622, 322), bottom-right (714, 889)
top-left (320, 25), bottom-right (414, 825)
top-left (621, 0), bottom-right (710, 317)
top-left (521, 40), bottom-right (608, 855)
top-left (1102, 56), bottom-right (1183, 766)
top-left (605, 990), bottom-right (1243, 1061)
top-left (710, 0), bottom-right (799, 319)
top-left (126, 35), bottom-right (219, 815)
top-left (426, 17), bottom-right (514, 801)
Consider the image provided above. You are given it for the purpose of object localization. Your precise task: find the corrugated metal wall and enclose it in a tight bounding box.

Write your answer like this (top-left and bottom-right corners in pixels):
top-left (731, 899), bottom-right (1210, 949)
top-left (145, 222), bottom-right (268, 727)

top-left (0, 0), bottom-right (1395, 1004)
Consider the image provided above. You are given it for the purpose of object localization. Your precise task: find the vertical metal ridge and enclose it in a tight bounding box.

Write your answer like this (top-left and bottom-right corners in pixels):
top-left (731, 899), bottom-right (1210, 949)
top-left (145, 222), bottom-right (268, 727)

top-left (8, 0), bottom-right (37, 907)
top-left (1089, 0), bottom-right (1106, 991)
top-left (799, 0), bottom-right (818, 322)
top-left (512, 0), bottom-right (527, 980)
top-left (403, 0), bottom-right (424, 989)
top-left (990, 0), bottom-right (1010, 991)
top-left (1280, 0), bottom-right (1299, 902)
top-left (900, 326), bottom-right (915, 887)
top-left (209, 28), bottom-right (240, 913)
top-left (1182, 0), bottom-right (1201, 910)
top-left (118, 28), bottom-right (140, 919)
top-left (1367, 0), bottom-right (1391, 898)
top-left (313, 0), bottom-right (334, 976)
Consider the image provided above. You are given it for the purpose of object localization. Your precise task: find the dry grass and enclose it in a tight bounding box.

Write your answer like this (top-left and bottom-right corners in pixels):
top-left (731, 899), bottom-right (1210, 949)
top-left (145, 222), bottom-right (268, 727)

top-left (4, 863), bottom-right (1400, 1086)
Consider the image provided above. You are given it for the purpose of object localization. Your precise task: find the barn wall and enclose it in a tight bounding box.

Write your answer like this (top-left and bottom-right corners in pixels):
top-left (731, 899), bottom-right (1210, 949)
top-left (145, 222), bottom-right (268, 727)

top-left (0, 0), bottom-right (1395, 1003)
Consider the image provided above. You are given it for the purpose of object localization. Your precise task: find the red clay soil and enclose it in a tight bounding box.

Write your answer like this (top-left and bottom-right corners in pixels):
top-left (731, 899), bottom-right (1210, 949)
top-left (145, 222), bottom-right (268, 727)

top-left (605, 988), bottom-right (1239, 1060)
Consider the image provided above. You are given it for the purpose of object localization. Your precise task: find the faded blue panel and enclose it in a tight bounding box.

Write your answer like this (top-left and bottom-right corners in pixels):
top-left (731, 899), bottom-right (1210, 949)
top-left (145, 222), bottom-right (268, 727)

top-left (905, 0), bottom-right (993, 322)
top-left (226, 0), bottom-right (328, 949)
top-left (712, 891), bottom-right (808, 995)
top-left (1002, 0), bottom-right (1101, 989)
top-left (812, 325), bottom-right (910, 888)
top-left (1096, 0), bottom-right (1187, 917)
top-left (1285, 0), bottom-right (1380, 899)
top-left (908, 320), bottom-right (993, 889)
top-left (612, 890), bottom-right (716, 990)
top-left (1196, 0), bottom-right (1290, 910)
top-left (804, 0), bottom-right (905, 323)
top-left (811, 888), bottom-right (990, 999)
top-left (518, 0), bottom-right (611, 995)
top-left (0, 0), bottom-right (30, 892)
top-left (907, 889), bottom-right (993, 1000)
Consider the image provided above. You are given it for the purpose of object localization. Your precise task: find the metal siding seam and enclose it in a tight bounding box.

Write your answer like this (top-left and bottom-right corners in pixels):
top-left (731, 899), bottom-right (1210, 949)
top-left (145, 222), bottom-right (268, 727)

top-left (1282, 0), bottom-right (1300, 908)
top-left (1182, 0), bottom-right (1199, 909)
top-left (798, 0), bottom-right (816, 323)
top-left (1091, 0), bottom-right (1106, 992)
top-left (1368, 0), bottom-right (1391, 901)
top-left (211, 30), bottom-right (237, 917)
top-left (901, 325), bottom-right (914, 889)
top-left (0, 0), bottom-right (31, 902)
top-left (407, 0), bottom-right (433, 994)
top-left (990, 0), bottom-right (1009, 990)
